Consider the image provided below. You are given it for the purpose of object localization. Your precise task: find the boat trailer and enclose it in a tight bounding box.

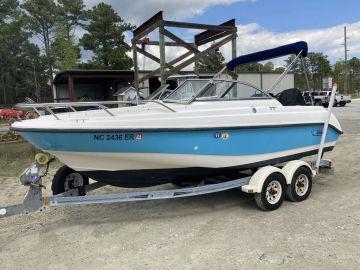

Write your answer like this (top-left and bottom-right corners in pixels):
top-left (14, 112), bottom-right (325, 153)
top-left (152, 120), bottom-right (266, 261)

top-left (0, 157), bottom-right (333, 218)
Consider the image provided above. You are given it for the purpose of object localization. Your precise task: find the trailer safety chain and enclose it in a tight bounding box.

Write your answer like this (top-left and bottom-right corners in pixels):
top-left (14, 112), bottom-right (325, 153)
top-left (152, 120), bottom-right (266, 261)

top-left (40, 158), bottom-right (55, 178)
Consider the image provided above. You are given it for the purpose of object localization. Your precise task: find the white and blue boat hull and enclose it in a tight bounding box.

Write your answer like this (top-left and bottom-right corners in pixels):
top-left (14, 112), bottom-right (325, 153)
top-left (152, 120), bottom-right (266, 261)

top-left (16, 123), bottom-right (341, 186)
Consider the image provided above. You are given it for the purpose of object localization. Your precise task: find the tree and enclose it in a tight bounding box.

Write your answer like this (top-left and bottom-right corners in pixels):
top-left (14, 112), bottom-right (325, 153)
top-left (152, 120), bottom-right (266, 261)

top-left (49, 0), bottom-right (84, 71)
top-left (0, 0), bottom-right (18, 23)
top-left (307, 52), bottom-right (332, 89)
top-left (58, 0), bottom-right (85, 40)
top-left (333, 60), bottom-right (345, 92)
top-left (198, 50), bottom-right (225, 73)
top-left (234, 61), bottom-right (278, 73)
top-left (348, 57), bottom-right (360, 93)
top-left (51, 25), bottom-right (80, 70)
top-left (21, 0), bottom-right (60, 86)
top-left (274, 67), bottom-right (285, 73)
top-left (262, 61), bottom-right (274, 72)
top-left (286, 54), bottom-right (306, 90)
top-left (333, 57), bottom-right (360, 93)
top-left (235, 62), bottom-right (262, 72)
top-left (285, 52), bottom-right (331, 90)
top-left (0, 0), bottom-right (47, 104)
top-left (80, 3), bottom-right (134, 70)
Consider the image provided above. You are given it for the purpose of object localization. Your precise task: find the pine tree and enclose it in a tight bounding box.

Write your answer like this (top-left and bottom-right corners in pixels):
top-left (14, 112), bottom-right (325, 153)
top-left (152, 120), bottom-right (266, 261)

top-left (0, 0), bottom-right (46, 103)
top-left (80, 3), bottom-right (134, 70)
top-left (21, 0), bottom-right (60, 87)
top-left (198, 50), bottom-right (225, 73)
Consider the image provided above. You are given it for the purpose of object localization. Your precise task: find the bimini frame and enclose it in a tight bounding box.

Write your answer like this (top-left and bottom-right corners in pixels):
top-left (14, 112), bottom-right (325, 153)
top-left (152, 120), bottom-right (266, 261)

top-left (182, 41), bottom-right (312, 104)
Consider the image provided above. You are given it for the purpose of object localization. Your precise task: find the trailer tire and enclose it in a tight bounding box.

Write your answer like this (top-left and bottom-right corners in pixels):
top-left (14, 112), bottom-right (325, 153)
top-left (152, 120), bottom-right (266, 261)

top-left (285, 166), bottom-right (312, 202)
top-left (254, 172), bottom-right (286, 211)
top-left (52, 166), bottom-right (89, 195)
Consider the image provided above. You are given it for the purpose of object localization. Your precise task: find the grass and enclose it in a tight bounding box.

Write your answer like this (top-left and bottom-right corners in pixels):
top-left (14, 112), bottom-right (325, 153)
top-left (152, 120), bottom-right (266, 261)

top-left (0, 141), bottom-right (63, 178)
top-left (0, 141), bottom-right (38, 177)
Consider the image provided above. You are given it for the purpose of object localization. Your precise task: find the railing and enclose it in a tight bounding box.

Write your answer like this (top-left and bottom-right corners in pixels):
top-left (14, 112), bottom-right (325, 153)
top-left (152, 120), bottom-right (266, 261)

top-left (15, 100), bottom-right (176, 120)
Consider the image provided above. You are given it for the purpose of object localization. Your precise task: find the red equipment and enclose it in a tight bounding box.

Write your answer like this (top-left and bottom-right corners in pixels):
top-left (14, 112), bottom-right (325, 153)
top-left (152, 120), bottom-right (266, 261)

top-left (0, 109), bottom-right (24, 123)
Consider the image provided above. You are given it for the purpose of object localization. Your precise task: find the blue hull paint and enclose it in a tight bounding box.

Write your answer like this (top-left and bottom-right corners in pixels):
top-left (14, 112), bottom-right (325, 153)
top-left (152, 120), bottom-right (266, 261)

top-left (19, 124), bottom-right (340, 156)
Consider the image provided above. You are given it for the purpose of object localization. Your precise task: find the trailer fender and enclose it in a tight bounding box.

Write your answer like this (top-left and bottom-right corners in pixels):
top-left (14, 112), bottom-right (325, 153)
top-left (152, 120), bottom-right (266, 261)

top-left (241, 166), bottom-right (284, 193)
top-left (281, 160), bottom-right (315, 185)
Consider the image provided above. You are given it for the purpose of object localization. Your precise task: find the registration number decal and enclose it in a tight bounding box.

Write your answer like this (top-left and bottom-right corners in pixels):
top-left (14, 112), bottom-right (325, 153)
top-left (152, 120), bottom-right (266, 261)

top-left (93, 133), bottom-right (142, 141)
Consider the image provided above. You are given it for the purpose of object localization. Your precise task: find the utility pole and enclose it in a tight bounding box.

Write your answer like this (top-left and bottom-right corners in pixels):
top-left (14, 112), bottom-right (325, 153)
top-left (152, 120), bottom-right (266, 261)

top-left (344, 26), bottom-right (349, 93)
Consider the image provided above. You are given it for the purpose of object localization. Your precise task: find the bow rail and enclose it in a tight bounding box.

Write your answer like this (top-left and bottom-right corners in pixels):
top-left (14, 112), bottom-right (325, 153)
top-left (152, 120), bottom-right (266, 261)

top-left (15, 100), bottom-right (176, 120)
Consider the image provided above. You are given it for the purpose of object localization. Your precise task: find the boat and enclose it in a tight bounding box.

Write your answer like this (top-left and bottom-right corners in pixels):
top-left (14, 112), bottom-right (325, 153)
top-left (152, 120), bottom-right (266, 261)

top-left (11, 41), bottom-right (342, 188)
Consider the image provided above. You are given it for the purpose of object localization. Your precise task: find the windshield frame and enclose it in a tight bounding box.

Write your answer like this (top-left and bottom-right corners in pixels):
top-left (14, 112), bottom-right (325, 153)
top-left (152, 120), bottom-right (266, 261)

top-left (147, 84), bottom-right (170, 100)
top-left (163, 79), bottom-right (272, 104)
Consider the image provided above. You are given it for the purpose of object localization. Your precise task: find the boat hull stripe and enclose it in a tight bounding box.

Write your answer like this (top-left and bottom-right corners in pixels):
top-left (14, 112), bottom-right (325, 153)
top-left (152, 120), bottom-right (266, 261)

top-left (11, 122), bottom-right (343, 135)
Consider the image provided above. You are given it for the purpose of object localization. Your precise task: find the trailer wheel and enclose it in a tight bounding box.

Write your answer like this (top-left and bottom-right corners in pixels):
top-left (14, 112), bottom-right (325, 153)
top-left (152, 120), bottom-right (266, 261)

top-left (254, 172), bottom-right (286, 211)
top-left (286, 166), bottom-right (312, 202)
top-left (52, 166), bottom-right (89, 195)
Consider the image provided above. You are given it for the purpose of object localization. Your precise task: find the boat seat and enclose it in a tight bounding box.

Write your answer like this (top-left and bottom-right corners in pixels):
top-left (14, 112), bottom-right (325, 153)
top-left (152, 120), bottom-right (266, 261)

top-left (276, 88), bottom-right (306, 106)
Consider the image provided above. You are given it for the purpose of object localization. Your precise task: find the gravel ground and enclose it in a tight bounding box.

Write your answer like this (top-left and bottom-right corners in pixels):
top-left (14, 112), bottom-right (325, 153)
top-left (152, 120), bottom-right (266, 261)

top-left (1, 101), bottom-right (360, 269)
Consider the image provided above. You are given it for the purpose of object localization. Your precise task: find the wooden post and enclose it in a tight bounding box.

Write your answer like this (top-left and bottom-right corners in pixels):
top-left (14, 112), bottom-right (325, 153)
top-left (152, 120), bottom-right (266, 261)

top-left (132, 44), bottom-right (139, 93)
top-left (231, 36), bottom-right (236, 60)
top-left (194, 44), bottom-right (199, 78)
top-left (159, 25), bottom-right (166, 85)
top-left (68, 74), bottom-right (74, 101)
top-left (231, 36), bottom-right (237, 81)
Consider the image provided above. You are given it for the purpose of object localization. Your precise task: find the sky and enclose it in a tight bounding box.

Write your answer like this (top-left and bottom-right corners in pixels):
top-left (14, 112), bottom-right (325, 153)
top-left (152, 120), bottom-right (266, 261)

top-left (82, 0), bottom-right (360, 68)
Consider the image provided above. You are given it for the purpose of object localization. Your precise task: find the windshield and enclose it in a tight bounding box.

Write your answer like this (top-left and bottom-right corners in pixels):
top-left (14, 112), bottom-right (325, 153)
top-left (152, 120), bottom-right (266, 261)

top-left (164, 79), bottom-right (269, 103)
top-left (164, 80), bottom-right (209, 102)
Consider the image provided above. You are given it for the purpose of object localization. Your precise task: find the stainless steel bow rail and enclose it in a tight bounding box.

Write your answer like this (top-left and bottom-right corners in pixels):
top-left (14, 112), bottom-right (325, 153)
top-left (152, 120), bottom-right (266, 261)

top-left (15, 100), bottom-right (176, 120)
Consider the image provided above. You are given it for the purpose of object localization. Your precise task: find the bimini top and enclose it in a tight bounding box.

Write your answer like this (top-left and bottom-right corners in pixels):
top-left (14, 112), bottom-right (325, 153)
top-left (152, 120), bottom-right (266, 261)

top-left (227, 41), bottom-right (308, 71)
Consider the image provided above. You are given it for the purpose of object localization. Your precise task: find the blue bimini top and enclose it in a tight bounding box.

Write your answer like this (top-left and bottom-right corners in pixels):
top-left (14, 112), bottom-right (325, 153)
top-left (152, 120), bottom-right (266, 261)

top-left (227, 41), bottom-right (308, 71)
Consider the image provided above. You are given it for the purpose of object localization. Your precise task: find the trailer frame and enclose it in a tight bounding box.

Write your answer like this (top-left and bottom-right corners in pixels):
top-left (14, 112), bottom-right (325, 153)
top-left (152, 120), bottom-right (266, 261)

top-left (0, 159), bottom-right (333, 218)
